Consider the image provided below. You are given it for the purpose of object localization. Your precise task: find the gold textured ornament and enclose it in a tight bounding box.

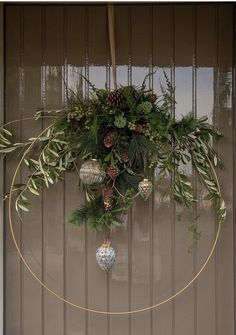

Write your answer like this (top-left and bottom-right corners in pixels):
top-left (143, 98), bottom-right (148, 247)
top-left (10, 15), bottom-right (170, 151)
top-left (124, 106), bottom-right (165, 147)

top-left (79, 159), bottom-right (106, 186)
top-left (138, 178), bottom-right (153, 201)
top-left (96, 239), bottom-right (117, 271)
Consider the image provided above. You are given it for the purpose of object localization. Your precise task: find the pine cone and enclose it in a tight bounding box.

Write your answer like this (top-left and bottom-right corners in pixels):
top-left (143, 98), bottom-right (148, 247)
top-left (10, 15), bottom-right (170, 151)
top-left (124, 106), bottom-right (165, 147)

top-left (107, 166), bottom-right (120, 180)
top-left (120, 151), bottom-right (129, 163)
top-left (134, 123), bottom-right (143, 133)
top-left (103, 131), bottom-right (115, 148)
top-left (102, 187), bottom-right (114, 211)
top-left (107, 90), bottom-right (127, 109)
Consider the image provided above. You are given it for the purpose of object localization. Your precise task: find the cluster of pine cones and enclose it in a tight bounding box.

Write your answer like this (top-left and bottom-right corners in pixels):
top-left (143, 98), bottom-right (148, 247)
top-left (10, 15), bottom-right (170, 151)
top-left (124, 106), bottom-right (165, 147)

top-left (101, 87), bottom-right (157, 212)
top-left (106, 87), bottom-right (157, 110)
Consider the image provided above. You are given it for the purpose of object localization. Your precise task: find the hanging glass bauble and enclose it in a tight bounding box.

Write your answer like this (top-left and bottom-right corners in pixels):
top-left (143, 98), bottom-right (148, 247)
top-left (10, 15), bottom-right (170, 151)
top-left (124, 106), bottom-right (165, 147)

top-left (138, 178), bottom-right (153, 201)
top-left (79, 159), bottom-right (106, 186)
top-left (96, 240), bottom-right (116, 271)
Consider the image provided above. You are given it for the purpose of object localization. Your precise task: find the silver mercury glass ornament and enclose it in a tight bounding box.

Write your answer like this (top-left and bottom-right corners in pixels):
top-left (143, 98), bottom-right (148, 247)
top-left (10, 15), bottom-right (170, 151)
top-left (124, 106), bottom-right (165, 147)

top-left (138, 178), bottom-right (153, 201)
top-left (79, 159), bottom-right (106, 186)
top-left (96, 239), bottom-right (117, 271)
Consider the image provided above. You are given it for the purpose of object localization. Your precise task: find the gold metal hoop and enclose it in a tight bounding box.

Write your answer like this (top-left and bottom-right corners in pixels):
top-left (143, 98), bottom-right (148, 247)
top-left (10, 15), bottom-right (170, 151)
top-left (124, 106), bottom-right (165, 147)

top-left (8, 123), bottom-right (222, 315)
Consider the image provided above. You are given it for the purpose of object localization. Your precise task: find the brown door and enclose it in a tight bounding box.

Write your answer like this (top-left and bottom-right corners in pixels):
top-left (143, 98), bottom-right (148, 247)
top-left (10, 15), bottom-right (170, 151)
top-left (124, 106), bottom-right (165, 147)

top-left (4, 4), bottom-right (235, 335)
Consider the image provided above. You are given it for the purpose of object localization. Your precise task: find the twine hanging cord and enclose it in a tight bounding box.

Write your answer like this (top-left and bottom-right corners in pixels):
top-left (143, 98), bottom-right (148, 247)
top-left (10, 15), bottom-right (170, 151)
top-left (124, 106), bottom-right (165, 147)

top-left (108, 4), bottom-right (117, 88)
top-left (8, 121), bottom-right (222, 315)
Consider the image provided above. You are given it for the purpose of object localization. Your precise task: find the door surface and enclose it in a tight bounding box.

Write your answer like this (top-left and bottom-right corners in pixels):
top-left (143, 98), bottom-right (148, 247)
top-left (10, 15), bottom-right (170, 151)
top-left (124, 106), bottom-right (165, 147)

top-left (4, 4), bottom-right (235, 335)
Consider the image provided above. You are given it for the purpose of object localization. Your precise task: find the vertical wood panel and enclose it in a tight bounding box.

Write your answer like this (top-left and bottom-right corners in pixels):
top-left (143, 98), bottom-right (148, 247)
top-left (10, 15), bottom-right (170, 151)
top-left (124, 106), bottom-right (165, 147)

top-left (86, 5), bottom-right (108, 335)
top-left (66, 5), bottom-right (86, 335)
top-left (5, 6), bottom-right (22, 335)
top-left (4, 4), bottom-right (236, 335)
top-left (21, 6), bottom-right (43, 335)
top-left (130, 5), bottom-right (152, 335)
top-left (116, 4), bottom-right (129, 85)
top-left (196, 5), bottom-right (217, 335)
top-left (0, 4), bottom-right (3, 334)
top-left (109, 5), bottom-right (130, 335)
top-left (43, 6), bottom-right (64, 335)
top-left (217, 4), bottom-right (234, 335)
top-left (233, 5), bottom-right (236, 332)
top-left (87, 5), bottom-right (107, 88)
top-left (152, 5), bottom-right (174, 335)
top-left (174, 5), bottom-right (195, 335)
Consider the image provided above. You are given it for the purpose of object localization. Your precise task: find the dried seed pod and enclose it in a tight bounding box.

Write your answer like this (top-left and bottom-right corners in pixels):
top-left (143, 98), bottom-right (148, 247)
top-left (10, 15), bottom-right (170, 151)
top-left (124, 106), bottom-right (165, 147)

top-left (146, 92), bottom-right (157, 104)
top-left (102, 187), bottom-right (114, 211)
top-left (103, 131), bottom-right (115, 148)
top-left (120, 151), bottom-right (129, 163)
top-left (107, 166), bottom-right (120, 180)
top-left (134, 123), bottom-right (143, 133)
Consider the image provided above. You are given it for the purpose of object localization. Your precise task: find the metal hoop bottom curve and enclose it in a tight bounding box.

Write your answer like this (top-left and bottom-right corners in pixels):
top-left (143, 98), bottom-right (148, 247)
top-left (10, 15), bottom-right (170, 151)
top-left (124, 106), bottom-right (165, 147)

top-left (8, 123), bottom-right (221, 315)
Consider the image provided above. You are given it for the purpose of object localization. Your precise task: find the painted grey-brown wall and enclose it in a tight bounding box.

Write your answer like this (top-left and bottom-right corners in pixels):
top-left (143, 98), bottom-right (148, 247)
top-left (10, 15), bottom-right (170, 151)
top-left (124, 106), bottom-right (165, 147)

top-left (0, 4), bottom-right (4, 335)
top-left (4, 4), bottom-right (235, 335)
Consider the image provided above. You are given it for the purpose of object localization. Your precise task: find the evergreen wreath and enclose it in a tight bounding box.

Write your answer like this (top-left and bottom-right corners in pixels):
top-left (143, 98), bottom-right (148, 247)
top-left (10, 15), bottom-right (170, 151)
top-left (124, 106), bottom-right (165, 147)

top-left (0, 73), bottom-right (226, 236)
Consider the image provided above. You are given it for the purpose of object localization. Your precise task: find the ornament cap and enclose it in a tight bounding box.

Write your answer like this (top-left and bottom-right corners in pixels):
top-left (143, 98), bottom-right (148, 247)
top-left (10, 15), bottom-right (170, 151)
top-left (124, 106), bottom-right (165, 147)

top-left (102, 241), bottom-right (111, 248)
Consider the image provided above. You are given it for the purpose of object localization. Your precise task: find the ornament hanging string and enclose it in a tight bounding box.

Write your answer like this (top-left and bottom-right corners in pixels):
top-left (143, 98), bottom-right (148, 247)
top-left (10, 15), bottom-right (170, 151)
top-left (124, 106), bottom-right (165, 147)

top-left (108, 4), bottom-right (117, 88)
top-left (7, 120), bottom-right (222, 315)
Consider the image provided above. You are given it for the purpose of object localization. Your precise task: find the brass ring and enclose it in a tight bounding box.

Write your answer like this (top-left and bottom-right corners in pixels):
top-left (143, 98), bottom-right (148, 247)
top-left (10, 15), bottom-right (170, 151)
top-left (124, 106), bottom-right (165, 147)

top-left (8, 123), bottom-right (222, 315)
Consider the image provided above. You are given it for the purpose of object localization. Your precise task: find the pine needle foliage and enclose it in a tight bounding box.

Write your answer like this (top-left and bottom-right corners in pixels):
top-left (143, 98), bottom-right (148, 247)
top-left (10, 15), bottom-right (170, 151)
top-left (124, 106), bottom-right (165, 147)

top-left (0, 72), bottom-right (226, 234)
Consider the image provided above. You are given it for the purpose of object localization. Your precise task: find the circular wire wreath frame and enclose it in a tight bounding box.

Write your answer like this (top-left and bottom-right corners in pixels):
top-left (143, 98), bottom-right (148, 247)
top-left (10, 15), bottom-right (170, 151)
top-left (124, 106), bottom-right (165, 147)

top-left (7, 121), bottom-right (222, 316)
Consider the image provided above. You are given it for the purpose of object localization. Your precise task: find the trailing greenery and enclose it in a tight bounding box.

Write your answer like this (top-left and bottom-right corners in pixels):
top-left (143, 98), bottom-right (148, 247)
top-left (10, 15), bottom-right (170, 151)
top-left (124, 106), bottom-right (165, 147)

top-left (0, 73), bottom-right (226, 234)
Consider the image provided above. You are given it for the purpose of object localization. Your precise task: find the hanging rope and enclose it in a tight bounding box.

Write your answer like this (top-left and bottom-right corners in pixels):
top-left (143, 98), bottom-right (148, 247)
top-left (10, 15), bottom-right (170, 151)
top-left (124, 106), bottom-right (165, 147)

top-left (107, 4), bottom-right (117, 88)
